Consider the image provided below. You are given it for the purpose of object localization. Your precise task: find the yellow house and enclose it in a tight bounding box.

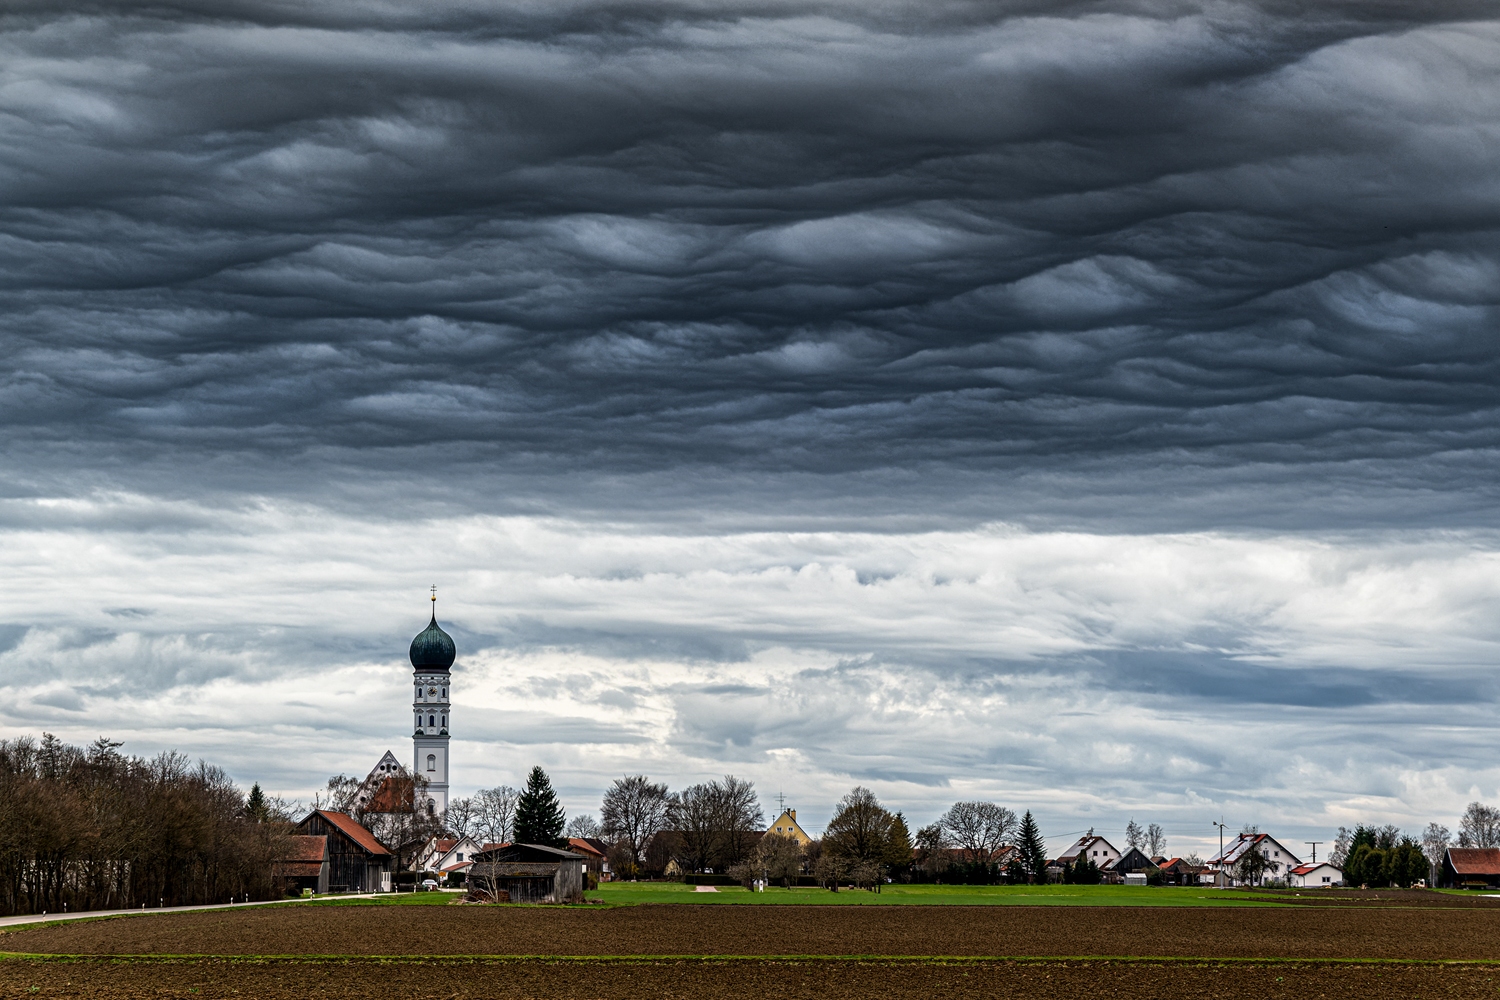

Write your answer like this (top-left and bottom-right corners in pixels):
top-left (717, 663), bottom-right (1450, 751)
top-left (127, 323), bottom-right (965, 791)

top-left (765, 808), bottom-right (812, 846)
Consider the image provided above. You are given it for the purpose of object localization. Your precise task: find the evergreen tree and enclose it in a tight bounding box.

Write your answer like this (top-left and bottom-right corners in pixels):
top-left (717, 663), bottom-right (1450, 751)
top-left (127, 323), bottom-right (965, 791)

top-left (245, 783), bottom-right (268, 823)
top-left (1017, 810), bottom-right (1047, 883)
top-left (884, 811), bottom-right (914, 873)
top-left (513, 766), bottom-right (567, 847)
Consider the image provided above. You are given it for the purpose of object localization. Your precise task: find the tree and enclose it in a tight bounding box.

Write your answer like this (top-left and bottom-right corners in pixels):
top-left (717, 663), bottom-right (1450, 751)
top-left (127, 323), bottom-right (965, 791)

top-left (885, 811), bottom-right (914, 877)
top-left (473, 785), bottom-right (519, 845)
top-left (1146, 823), bottom-right (1165, 858)
top-left (565, 814), bottom-right (601, 839)
top-left (939, 801), bottom-right (1017, 867)
top-left (1421, 822), bottom-right (1450, 886)
top-left (754, 832), bottom-right (804, 887)
top-left (666, 775), bottom-right (763, 874)
top-left (1124, 819), bottom-right (1144, 850)
top-left (914, 823), bottom-right (950, 877)
top-left (1016, 811), bottom-right (1047, 883)
top-left (513, 767), bottom-right (567, 847)
top-left (1232, 845), bottom-right (1271, 886)
top-left (823, 787), bottom-right (894, 864)
top-left (245, 783), bottom-right (268, 823)
top-left (445, 796), bottom-right (478, 839)
top-left (599, 775), bottom-right (670, 880)
top-left (1458, 802), bottom-right (1500, 848)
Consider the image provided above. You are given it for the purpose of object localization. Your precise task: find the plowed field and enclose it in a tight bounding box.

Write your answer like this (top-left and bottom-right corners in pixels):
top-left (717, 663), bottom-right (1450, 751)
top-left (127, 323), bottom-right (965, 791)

top-left (6, 902), bottom-right (1500, 961)
top-left (2, 958), bottom-right (1500, 999)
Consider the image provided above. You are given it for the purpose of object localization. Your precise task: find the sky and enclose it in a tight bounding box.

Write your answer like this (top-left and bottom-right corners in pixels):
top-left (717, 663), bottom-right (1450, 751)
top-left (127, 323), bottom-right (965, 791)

top-left (3, 0), bottom-right (1500, 857)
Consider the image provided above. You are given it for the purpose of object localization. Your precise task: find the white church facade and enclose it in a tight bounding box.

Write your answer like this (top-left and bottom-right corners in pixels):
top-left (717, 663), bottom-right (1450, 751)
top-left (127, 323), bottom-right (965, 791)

top-left (355, 594), bottom-right (457, 824)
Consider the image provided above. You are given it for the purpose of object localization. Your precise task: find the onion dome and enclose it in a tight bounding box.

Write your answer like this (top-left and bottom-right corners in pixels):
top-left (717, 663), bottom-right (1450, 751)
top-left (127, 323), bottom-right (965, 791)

top-left (410, 609), bottom-right (456, 670)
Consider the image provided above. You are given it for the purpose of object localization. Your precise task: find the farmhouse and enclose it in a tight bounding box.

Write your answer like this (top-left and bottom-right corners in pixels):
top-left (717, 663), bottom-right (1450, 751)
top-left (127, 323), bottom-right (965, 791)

top-left (765, 808), bottom-right (813, 846)
top-left (1056, 835), bottom-right (1121, 869)
top-left (467, 843), bottom-right (588, 902)
top-left (296, 810), bottom-right (393, 893)
top-left (1443, 847), bottom-right (1500, 889)
top-left (1207, 833), bottom-right (1301, 886)
top-left (1288, 862), bottom-right (1343, 887)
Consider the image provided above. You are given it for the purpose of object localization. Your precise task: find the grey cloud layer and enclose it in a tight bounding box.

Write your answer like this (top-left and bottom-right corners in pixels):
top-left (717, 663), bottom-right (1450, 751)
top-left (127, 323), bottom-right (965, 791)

top-left (3, 1), bottom-right (1500, 527)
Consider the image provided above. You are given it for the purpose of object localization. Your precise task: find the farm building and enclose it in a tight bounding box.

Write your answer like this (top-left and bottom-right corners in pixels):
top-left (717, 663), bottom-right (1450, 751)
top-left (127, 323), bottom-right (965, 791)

top-left (1207, 833), bottom-right (1301, 886)
top-left (1288, 862), bottom-right (1342, 887)
top-left (296, 810), bottom-right (393, 893)
top-left (467, 843), bottom-right (588, 902)
top-left (1112, 847), bottom-right (1158, 877)
top-left (1443, 847), bottom-right (1500, 889)
top-left (273, 835), bottom-right (330, 894)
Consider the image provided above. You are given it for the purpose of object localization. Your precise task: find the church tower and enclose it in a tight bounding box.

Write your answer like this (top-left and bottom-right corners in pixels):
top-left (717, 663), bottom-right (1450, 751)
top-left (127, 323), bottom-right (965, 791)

top-left (409, 591), bottom-right (455, 816)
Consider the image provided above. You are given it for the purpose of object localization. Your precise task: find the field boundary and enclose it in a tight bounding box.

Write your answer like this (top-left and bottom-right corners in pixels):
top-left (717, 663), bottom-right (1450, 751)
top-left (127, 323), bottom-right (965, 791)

top-left (7, 952), bottom-right (1500, 967)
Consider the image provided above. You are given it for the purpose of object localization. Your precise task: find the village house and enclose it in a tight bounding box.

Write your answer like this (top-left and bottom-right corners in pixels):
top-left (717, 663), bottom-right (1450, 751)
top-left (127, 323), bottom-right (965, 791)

top-left (1288, 862), bottom-right (1343, 887)
top-left (411, 833), bottom-right (482, 879)
top-left (765, 809), bottom-right (813, 846)
top-left (1054, 835), bottom-right (1121, 872)
top-left (1208, 833), bottom-right (1301, 886)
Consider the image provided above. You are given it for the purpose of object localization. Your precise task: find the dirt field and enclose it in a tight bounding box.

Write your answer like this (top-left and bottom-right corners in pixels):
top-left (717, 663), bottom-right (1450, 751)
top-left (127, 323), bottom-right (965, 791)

top-left (3, 958), bottom-right (1500, 999)
top-left (7, 902), bottom-right (1500, 961)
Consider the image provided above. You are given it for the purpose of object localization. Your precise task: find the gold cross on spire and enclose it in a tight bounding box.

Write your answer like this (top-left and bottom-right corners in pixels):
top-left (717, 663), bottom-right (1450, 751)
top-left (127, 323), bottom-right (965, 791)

top-left (430, 584), bottom-right (437, 603)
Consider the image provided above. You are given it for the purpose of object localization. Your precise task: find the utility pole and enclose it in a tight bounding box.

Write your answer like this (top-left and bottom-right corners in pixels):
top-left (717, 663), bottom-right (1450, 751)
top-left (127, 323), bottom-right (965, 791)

top-left (1212, 819), bottom-right (1228, 884)
top-left (1305, 842), bottom-right (1322, 864)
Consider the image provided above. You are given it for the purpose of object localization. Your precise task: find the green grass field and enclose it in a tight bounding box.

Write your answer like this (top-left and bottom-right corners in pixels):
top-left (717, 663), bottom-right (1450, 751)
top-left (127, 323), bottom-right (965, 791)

top-left (586, 881), bottom-right (1296, 906)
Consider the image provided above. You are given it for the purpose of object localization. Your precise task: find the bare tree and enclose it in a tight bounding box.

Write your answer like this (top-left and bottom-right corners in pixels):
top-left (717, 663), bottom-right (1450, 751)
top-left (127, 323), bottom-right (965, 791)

top-left (939, 801), bottom-right (1018, 867)
top-left (1458, 802), bottom-right (1500, 848)
top-left (1421, 822), bottom-right (1450, 885)
top-left (914, 823), bottom-right (951, 876)
top-left (446, 796), bottom-right (478, 839)
top-left (600, 775), bottom-right (670, 880)
top-left (473, 785), bottom-right (519, 845)
top-left (824, 787), bottom-right (894, 864)
top-left (1146, 823), bottom-right (1166, 858)
top-left (1331, 827), bottom-right (1353, 867)
top-left (1124, 819), bottom-right (1144, 850)
top-left (667, 775), bottom-right (763, 874)
top-left (755, 832), bottom-right (804, 887)
top-left (565, 813), bottom-right (602, 839)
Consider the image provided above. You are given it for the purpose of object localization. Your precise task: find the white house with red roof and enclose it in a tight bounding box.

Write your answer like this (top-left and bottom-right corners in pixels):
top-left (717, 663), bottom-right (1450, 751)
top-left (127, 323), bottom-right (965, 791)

top-left (1288, 861), bottom-right (1342, 887)
top-left (412, 832), bottom-right (482, 876)
top-left (1208, 833), bottom-right (1302, 885)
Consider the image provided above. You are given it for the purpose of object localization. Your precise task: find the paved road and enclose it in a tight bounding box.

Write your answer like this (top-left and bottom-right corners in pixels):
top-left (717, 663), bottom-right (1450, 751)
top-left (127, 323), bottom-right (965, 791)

top-left (0, 895), bottom-right (360, 930)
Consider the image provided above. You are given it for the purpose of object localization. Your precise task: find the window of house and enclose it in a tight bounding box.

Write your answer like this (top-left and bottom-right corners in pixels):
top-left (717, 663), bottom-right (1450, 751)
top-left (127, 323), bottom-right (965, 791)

top-left (457, 853), bottom-right (464, 862)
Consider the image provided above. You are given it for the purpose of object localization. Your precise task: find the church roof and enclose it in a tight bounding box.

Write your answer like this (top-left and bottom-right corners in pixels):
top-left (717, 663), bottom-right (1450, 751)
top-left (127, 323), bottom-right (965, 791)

top-left (410, 609), bottom-right (456, 670)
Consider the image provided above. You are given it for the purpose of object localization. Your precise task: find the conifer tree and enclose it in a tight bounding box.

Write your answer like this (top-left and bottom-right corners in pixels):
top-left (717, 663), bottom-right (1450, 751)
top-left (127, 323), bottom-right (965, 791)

top-left (1017, 810), bottom-right (1048, 884)
top-left (245, 782), bottom-right (268, 823)
top-left (514, 766), bottom-right (567, 847)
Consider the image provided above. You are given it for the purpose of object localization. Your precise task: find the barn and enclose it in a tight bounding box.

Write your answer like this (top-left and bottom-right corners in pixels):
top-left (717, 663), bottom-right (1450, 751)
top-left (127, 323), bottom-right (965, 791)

top-left (296, 810), bottom-right (393, 893)
top-left (467, 843), bottom-right (587, 902)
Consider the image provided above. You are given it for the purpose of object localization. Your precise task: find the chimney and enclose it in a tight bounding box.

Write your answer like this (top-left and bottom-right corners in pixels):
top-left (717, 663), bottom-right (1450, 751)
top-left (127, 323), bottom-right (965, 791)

top-left (790, 810), bottom-right (795, 820)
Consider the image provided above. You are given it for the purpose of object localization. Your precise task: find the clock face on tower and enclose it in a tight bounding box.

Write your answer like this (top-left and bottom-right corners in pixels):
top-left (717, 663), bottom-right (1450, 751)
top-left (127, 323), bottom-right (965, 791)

top-left (428, 687), bottom-right (437, 695)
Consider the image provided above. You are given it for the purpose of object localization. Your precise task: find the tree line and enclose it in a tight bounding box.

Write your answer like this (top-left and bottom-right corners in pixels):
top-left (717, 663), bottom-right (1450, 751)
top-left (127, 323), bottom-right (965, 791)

top-left (0, 734), bottom-right (287, 916)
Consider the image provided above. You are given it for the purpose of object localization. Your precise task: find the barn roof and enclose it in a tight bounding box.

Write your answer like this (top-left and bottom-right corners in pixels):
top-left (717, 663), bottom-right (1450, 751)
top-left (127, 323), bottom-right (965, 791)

top-left (280, 835), bottom-right (327, 863)
top-left (303, 810), bottom-right (392, 856)
top-left (1448, 847), bottom-right (1500, 875)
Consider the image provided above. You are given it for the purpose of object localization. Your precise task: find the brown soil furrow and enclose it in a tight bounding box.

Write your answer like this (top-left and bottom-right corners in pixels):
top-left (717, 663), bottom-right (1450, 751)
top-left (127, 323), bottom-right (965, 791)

top-left (4, 903), bottom-right (1500, 961)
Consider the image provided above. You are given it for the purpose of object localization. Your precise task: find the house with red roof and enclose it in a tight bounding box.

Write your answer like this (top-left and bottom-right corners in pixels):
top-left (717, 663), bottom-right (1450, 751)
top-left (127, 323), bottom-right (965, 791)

top-left (1288, 861), bottom-right (1342, 888)
top-left (296, 810), bottom-right (394, 893)
top-left (1207, 833), bottom-right (1301, 886)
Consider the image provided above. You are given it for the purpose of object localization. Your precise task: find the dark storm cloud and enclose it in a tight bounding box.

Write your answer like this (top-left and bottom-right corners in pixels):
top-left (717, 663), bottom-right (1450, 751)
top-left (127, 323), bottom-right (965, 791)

top-left (2, 0), bottom-right (1500, 528)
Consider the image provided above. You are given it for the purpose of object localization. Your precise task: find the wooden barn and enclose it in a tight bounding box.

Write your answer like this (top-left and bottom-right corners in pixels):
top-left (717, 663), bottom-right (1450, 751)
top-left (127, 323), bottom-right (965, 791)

top-left (273, 834), bottom-right (330, 894)
top-left (1444, 847), bottom-right (1500, 889)
top-left (467, 843), bottom-right (587, 902)
top-left (296, 810), bottom-right (393, 893)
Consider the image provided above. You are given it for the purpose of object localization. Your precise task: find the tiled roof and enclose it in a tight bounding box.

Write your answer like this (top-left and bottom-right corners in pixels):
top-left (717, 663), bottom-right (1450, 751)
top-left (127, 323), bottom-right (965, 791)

top-left (1289, 863), bottom-right (1339, 876)
top-left (1448, 847), bottom-right (1500, 875)
top-left (432, 838), bottom-right (458, 854)
top-left (568, 838), bottom-right (605, 858)
top-left (311, 810), bottom-right (392, 856)
top-left (274, 861), bottom-right (324, 877)
top-left (280, 835), bottom-right (327, 863)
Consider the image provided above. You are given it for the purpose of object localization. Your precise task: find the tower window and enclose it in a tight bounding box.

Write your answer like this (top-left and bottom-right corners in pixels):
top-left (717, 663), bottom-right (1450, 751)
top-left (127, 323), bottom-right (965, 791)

top-left (441, 715), bottom-right (447, 728)
top-left (427, 754), bottom-right (436, 771)
top-left (429, 715), bottom-right (435, 727)
top-left (442, 688), bottom-right (446, 699)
